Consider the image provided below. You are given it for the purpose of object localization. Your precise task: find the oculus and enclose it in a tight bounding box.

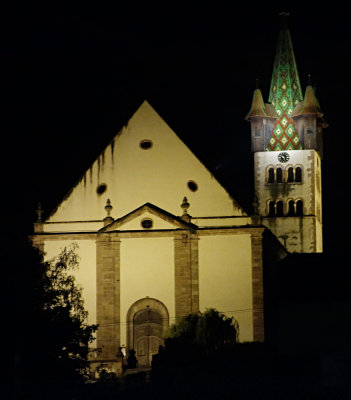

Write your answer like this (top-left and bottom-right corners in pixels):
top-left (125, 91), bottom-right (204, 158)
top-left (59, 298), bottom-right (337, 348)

top-left (141, 218), bottom-right (153, 229)
top-left (187, 180), bottom-right (198, 192)
top-left (96, 183), bottom-right (107, 195)
top-left (277, 152), bottom-right (290, 163)
top-left (140, 140), bottom-right (153, 150)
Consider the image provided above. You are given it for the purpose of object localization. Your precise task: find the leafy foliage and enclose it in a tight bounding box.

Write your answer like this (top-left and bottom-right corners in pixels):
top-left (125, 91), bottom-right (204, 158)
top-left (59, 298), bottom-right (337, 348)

top-left (31, 243), bottom-right (98, 380)
top-left (163, 308), bottom-right (239, 361)
top-left (6, 239), bottom-right (97, 398)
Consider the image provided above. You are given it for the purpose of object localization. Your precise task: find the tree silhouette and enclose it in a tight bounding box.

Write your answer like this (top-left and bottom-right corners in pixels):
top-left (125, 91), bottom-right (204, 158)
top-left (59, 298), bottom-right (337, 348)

top-left (161, 308), bottom-right (239, 363)
top-left (6, 240), bottom-right (97, 399)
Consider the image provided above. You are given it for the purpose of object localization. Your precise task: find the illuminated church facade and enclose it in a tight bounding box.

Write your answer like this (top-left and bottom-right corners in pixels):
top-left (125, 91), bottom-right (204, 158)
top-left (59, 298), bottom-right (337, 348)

top-left (32, 22), bottom-right (326, 373)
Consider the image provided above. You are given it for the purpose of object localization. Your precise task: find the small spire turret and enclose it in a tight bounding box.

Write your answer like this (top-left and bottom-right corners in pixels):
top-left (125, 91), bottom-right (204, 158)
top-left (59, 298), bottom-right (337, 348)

top-left (292, 85), bottom-right (327, 155)
top-left (246, 88), bottom-right (277, 152)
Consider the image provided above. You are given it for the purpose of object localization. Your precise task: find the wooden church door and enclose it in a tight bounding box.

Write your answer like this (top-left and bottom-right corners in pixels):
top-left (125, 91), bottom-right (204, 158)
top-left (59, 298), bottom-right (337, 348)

top-left (133, 307), bottom-right (163, 366)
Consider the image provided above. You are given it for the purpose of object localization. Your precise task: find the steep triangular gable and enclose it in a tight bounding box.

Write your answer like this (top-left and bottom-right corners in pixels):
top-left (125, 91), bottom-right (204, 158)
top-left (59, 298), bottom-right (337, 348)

top-left (100, 203), bottom-right (197, 232)
top-left (47, 101), bottom-right (246, 223)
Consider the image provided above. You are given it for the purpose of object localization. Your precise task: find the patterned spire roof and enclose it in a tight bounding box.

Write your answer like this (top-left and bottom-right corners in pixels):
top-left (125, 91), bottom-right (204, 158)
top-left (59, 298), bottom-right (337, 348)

top-left (267, 26), bottom-right (303, 151)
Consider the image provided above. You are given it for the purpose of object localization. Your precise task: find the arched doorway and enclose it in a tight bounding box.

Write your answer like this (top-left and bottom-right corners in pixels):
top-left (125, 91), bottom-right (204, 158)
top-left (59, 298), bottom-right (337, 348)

top-left (126, 298), bottom-right (169, 367)
top-left (134, 308), bottom-right (163, 366)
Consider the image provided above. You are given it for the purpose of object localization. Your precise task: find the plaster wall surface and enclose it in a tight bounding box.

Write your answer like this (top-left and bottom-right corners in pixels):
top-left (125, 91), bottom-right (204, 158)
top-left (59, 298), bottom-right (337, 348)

top-left (119, 237), bottom-right (175, 347)
top-left (47, 101), bottom-right (245, 224)
top-left (42, 221), bottom-right (103, 233)
top-left (198, 234), bottom-right (253, 342)
top-left (43, 239), bottom-right (97, 326)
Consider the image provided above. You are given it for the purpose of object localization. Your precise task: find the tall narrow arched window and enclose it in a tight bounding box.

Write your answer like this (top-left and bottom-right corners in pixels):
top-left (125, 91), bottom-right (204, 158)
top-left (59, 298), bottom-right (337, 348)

top-left (276, 200), bottom-right (284, 216)
top-left (276, 167), bottom-right (283, 183)
top-left (268, 168), bottom-right (274, 183)
top-left (288, 200), bottom-right (295, 216)
top-left (296, 200), bottom-right (303, 216)
top-left (295, 167), bottom-right (302, 182)
top-left (287, 167), bottom-right (294, 183)
top-left (268, 201), bottom-right (275, 217)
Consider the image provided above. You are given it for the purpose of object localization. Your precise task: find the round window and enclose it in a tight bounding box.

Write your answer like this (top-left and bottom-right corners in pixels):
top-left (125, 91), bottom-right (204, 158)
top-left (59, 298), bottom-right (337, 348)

top-left (140, 140), bottom-right (153, 150)
top-left (141, 218), bottom-right (153, 229)
top-left (97, 183), bottom-right (107, 195)
top-left (187, 180), bottom-right (198, 192)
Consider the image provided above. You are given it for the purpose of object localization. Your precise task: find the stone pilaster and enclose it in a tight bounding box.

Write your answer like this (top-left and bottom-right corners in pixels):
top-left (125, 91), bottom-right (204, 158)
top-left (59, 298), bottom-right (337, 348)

top-left (251, 232), bottom-right (265, 341)
top-left (174, 232), bottom-right (199, 319)
top-left (96, 233), bottom-right (121, 360)
top-left (31, 234), bottom-right (45, 255)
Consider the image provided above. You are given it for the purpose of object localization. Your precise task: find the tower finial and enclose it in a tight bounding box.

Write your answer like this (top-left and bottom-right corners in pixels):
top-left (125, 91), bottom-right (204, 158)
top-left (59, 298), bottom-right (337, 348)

top-left (278, 12), bottom-right (290, 29)
top-left (308, 74), bottom-right (312, 85)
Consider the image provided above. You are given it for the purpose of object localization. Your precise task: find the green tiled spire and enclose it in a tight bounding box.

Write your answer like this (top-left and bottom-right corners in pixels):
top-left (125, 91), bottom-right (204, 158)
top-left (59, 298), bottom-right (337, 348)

top-left (267, 23), bottom-right (303, 151)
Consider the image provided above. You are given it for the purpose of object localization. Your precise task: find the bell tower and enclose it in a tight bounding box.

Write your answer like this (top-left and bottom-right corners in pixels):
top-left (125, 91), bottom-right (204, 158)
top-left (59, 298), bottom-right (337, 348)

top-left (246, 15), bottom-right (327, 253)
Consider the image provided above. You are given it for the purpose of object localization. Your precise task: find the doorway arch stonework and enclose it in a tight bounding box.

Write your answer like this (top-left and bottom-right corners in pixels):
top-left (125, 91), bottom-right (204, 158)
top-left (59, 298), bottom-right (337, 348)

top-left (126, 298), bottom-right (169, 366)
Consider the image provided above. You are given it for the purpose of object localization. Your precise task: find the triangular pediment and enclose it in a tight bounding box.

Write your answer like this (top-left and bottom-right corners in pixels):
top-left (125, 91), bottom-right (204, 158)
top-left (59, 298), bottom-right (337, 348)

top-left (100, 203), bottom-right (197, 232)
top-left (47, 100), bottom-right (246, 224)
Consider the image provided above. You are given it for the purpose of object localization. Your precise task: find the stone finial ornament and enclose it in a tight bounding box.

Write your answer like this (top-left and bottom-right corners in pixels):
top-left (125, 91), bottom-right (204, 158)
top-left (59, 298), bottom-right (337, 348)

top-left (104, 199), bottom-right (113, 217)
top-left (180, 197), bottom-right (191, 222)
top-left (36, 202), bottom-right (43, 223)
top-left (181, 197), bottom-right (189, 215)
top-left (103, 199), bottom-right (114, 226)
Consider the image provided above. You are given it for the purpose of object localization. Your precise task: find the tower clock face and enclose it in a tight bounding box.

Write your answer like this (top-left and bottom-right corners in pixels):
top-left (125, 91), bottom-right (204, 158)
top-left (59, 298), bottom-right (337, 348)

top-left (278, 152), bottom-right (290, 163)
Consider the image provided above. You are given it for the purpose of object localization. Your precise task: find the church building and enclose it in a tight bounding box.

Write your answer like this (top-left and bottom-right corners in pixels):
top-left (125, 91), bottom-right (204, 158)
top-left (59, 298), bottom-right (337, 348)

top-left (32, 21), bottom-right (326, 373)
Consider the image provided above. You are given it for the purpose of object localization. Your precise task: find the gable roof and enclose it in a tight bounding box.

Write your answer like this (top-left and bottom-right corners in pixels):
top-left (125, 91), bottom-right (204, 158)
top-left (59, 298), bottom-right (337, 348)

top-left (46, 100), bottom-right (247, 224)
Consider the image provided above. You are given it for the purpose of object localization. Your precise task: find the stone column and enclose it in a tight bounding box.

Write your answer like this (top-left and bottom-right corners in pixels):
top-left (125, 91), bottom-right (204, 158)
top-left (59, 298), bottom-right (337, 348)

top-left (251, 232), bottom-right (265, 342)
top-left (96, 233), bottom-right (121, 360)
top-left (174, 232), bottom-right (199, 319)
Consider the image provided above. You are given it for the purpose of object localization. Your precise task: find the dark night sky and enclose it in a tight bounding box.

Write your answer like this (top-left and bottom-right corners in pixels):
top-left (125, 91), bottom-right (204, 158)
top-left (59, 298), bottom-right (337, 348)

top-left (2, 1), bottom-right (349, 254)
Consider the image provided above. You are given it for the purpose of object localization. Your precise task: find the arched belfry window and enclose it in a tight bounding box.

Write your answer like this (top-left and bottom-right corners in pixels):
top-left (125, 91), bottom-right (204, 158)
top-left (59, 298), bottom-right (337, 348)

top-left (296, 200), bottom-right (303, 216)
top-left (295, 167), bottom-right (302, 183)
top-left (276, 200), bottom-right (284, 217)
top-left (268, 168), bottom-right (274, 183)
top-left (287, 167), bottom-right (294, 183)
top-left (268, 201), bottom-right (275, 217)
top-left (276, 167), bottom-right (283, 183)
top-left (288, 200), bottom-right (295, 216)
